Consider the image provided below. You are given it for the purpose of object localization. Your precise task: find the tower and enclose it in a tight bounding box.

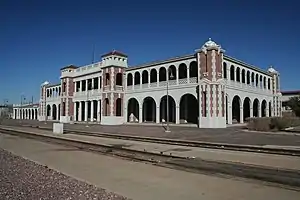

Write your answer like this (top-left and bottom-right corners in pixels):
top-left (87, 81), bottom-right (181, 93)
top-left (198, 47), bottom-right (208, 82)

top-left (60, 64), bottom-right (77, 123)
top-left (101, 50), bottom-right (128, 125)
top-left (268, 66), bottom-right (282, 117)
top-left (196, 38), bottom-right (226, 128)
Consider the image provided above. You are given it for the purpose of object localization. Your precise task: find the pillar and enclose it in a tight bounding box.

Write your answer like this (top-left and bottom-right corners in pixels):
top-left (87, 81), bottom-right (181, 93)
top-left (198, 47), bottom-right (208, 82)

top-left (97, 100), bottom-right (101, 122)
top-left (91, 100), bottom-right (94, 121)
top-left (78, 102), bottom-right (82, 121)
top-left (240, 106), bottom-right (244, 123)
top-left (139, 107), bottom-right (142, 123)
top-left (156, 106), bottom-right (160, 123)
top-left (73, 102), bottom-right (77, 121)
top-left (176, 106), bottom-right (180, 124)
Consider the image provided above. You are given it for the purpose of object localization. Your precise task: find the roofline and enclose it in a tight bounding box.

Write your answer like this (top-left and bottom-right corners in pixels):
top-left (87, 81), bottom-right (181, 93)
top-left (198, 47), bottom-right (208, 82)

top-left (126, 54), bottom-right (195, 71)
top-left (60, 65), bottom-right (78, 70)
top-left (224, 55), bottom-right (271, 76)
top-left (45, 83), bottom-right (60, 88)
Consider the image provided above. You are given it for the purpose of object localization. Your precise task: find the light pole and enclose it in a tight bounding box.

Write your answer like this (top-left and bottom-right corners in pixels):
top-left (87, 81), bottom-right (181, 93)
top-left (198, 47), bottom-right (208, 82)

top-left (165, 69), bottom-right (174, 132)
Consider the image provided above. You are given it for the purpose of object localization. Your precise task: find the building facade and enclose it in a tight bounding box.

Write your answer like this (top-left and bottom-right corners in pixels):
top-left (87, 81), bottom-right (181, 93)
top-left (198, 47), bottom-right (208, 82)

top-left (13, 38), bottom-right (282, 128)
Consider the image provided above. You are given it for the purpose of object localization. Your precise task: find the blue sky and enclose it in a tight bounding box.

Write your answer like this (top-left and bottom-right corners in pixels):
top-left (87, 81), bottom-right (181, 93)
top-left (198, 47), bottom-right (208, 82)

top-left (1, 0), bottom-right (299, 104)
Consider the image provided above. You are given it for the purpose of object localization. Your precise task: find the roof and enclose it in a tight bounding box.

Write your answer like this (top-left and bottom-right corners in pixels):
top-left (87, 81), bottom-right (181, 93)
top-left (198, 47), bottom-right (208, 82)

top-left (60, 64), bottom-right (78, 71)
top-left (101, 50), bottom-right (128, 58)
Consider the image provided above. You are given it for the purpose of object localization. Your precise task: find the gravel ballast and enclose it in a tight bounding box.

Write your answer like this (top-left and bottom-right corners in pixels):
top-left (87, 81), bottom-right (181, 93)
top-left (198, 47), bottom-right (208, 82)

top-left (0, 148), bottom-right (129, 200)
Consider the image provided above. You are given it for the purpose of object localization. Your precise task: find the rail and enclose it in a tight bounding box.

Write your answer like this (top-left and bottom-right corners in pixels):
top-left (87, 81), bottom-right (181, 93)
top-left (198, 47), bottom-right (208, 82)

top-left (0, 127), bottom-right (300, 189)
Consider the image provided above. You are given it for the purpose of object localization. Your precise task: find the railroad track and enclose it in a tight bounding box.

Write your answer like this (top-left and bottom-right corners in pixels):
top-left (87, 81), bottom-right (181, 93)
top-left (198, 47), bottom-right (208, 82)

top-left (10, 124), bottom-right (300, 157)
top-left (1, 127), bottom-right (300, 189)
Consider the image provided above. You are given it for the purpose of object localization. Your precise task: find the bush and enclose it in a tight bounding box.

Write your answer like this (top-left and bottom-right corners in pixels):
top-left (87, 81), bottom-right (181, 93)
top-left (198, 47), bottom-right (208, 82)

top-left (247, 117), bottom-right (300, 131)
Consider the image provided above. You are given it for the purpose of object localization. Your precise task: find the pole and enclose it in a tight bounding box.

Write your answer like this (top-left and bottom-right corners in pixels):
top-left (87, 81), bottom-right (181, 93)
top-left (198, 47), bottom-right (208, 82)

top-left (166, 75), bottom-right (170, 132)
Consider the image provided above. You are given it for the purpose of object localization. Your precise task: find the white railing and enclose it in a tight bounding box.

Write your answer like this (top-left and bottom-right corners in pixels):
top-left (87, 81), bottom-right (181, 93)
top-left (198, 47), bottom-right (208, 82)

top-left (226, 80), bottom-right (273, 95)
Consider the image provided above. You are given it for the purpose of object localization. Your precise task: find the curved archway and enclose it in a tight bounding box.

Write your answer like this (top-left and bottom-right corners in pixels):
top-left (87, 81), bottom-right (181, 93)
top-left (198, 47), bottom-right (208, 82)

top-left (127, 98), bottom-right (139, 122)
top-left (180, 94), bottom-right (198, 124)
top-left (150, 69), bottom-right (157, 83)
top-left (230, 65), bottom-right (235, 81)
top-left (236, 68), bottom-right (240, 82)
top-left (116, 98), bottom-right (122, 116)
top-left (116, 73), bottom-right (123, 86)
top-left (179, 63), bottom-right (187, 79)
top-left (246, 71), bottom-right (250, 84)
top-left (160, 95), bottom-right (176, 123)
top-left (28, 109), bottom-right (31, 120)
top-left (46, 105), bottom-right (51, 117)
top-left (189, 61), bottom-right (198, 78)
top-left (253, 99), bottom-right (259, 117)
top-left (159, 67), bottom-right (166, 82)
top-left (261, 100), bottom-right (267, 117)
top-left (142, 70), bottom-right (148, 84)
top-left (142, 97), bottom-right (156, 122)
top-left (35, 109), bottom-right (38, 120)
top-left (134, 72), bottom-right (140, 85)
top-left (31, 109), bottom-right (34, 120)
top-left (52, 104), bottom-right (57, 120)
top-left (169, 65), bottom-right (177, 80)
top-left (232, 95), bottom-right (241, 123)
top-left (269, 101), bottom-right (272, 117)
top-left (223, 62), bottom-right (227, 79)
top-left (127, 73), bottom-right (133, 86)
top-left (243, 97), bottom-right (251, 121)
top-left (241, 69), bottom-right (245, 83)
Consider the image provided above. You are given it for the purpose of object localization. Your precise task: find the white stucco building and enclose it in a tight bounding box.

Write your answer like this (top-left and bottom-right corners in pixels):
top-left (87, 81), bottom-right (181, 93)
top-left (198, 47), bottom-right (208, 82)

top-left (13, 38), bottom-right (282, 128)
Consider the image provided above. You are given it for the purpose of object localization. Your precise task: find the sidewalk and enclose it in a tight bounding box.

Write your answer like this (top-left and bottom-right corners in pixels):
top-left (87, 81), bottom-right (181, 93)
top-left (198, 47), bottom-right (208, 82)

top-left (2, 126), bottom-right (300, 171)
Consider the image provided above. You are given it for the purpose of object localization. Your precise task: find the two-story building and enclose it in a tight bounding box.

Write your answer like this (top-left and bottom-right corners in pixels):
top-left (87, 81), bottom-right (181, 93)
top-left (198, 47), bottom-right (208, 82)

top-left (13, 38), bottom-right (282, 128)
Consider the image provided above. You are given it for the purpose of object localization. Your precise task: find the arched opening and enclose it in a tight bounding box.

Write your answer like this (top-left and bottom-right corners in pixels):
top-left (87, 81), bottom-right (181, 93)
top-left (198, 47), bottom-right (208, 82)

top-left (104, 98), bottom-right (109, 116)
top-left (168, 65), bottom-right (177, 80)
top-left (261, 100), bottom-right (267, 117)
top-left (159, 67), bottom-right (166, 82)
top-left (251, 72), bottom-right (255, 86)
top-left (75, 102), bottom-right (79, 121)
top-left (28, 109), bottom-right (31, 120)
top-left (105, 73), bottom-right (110, 85)
top-left (80, 101), bottom-right (85, 121)
top-left (223, 62), bottom-right (227, 79)
top-left (52, 104), bottom-right (57, 120)
top-left (263, 77), bottom-right (266, 89)
top-left (189, 61), bottom-right (198, 78)
top-left (134, 72), bottom-right (140, 85)
top-left (116, 98), bottom-right (122, 116)
top-left (25, 109), bottom-right (28, 119)
top-left (14, 110), bottom-right (17, 119)
top-left (46, 105), bottom-right (51, 117)
top-left (259, 75), bottom-right (263, 88)
top-left (35, 109), bottom-right (38, 120)
top-left (142, 97), bottom-right (156, 122)
top-left (160, 95), bottom-right (176, 123)
top-left (31, 109), bottom-right (34, 120)
top-left (127, 73), bottom-right (133, 86)
top-left (268, 79), bottom-right (271, 90)
top-left (236, 67), bottom-right (240, 82)
top-left (246, 71), bottom-right (250, 84)
top-left (269, 101), bottom-right (272, 117)
top-left (255, 74), bottom-right (259, 87)
top-left (142, 70), bottom-right (148, 84)
top-left (243, 97), bottom-right (251, 121)
top-left (58, 104), bottom-right (60, 120)
top-left (253, 99), bottom-right (259, 117)
top-left (232, 95), bottom-right (241, 123)
top-left (127, 98), bottom-right (139, 122)
top-left (230, 65), bottom-right (235, 81)
top-left (179, 94), bottom-right (198, 124)
top-left (116, 73), bottom-right (123, 86)
top-left (150, 69), bottom-right (157, 83)
top-left (179, 63), bottom-right (187, 79)
top-left (241, 69), bottom-right (245, 83)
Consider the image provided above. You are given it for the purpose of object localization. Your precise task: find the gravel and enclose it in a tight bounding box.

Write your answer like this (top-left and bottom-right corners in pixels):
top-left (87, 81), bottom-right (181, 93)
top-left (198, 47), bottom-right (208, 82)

top-left (0, 148), bottom-right (130, 200)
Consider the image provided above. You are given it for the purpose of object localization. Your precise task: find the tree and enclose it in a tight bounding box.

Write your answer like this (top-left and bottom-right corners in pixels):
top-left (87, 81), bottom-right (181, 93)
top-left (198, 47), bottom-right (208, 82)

top-left (287, 95), bottom-right (300, 117)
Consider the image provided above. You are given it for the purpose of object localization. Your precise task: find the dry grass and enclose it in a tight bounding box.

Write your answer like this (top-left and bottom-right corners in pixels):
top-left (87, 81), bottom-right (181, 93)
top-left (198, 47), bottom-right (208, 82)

top-left (247, 117), bottom-right (300, 131)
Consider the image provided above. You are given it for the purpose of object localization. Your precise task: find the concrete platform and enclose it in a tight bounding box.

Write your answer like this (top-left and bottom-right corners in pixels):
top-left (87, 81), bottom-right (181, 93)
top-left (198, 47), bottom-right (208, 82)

top-left (1, 126), bottom-right (300, 171)
top-left (1, 132), bottom-right (300, 200)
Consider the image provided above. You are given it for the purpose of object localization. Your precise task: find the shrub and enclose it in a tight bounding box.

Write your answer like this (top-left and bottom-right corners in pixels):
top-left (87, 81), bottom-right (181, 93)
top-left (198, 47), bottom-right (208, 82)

top-left (247, 117), bottom-right (300, 131)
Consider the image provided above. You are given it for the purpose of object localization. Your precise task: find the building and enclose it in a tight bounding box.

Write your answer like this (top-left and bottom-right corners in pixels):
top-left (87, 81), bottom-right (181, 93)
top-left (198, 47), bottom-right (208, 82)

top-left (281, 90), bottom-right (300, 116)
top-left (13, 38), bottom-right (282, 128)
top-left (12, 103), bottom-right (39, 120)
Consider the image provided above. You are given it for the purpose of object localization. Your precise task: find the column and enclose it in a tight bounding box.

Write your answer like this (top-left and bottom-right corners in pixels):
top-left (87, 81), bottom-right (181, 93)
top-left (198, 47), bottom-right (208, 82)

top-left (97, 100), bottom-right (100, 122)
top-left (92, 78), bottom-right (94, 90)
top-left (140, 75), bottom-right (142, 89)
top-left (85, 80), bottom-right (88, 91)
top-left (176, 106), bottom-right (180, 124)
top-left (85, 101), bottom-right (88, 121)
top-left (139, 107), bottom-right (142, 123)
top-left (176, 68), bottom-right (179, 85)
top-left (250, 104), bottom-right (253, 118)
top-left (148, 72), bottom-right (151, 88)
top-left (91, 100), bottom-right (94, 121)
top-left (228, 104), bottom-right (232, 124)
top-left (78, 102), bottom-right (82, 121)
top-left (156, 73), bottom-right (159, 87)
top-left (73, 102), bottom-right (77, 121)
top-left (156, 106), bottom-right (160, 123)
top-left (240, 106), bottom-right (244, 123)
top-left (132, 74), bottom-right (135, 90)
top-left (98, 77), bottom-right (101, 90)
top-left (258, 105), bottom-right (262, 117)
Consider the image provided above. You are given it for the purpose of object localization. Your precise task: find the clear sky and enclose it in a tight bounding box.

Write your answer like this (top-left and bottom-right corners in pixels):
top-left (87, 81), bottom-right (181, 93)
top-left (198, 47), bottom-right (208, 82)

top-left (1, 0), bottom-right (299, 104)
